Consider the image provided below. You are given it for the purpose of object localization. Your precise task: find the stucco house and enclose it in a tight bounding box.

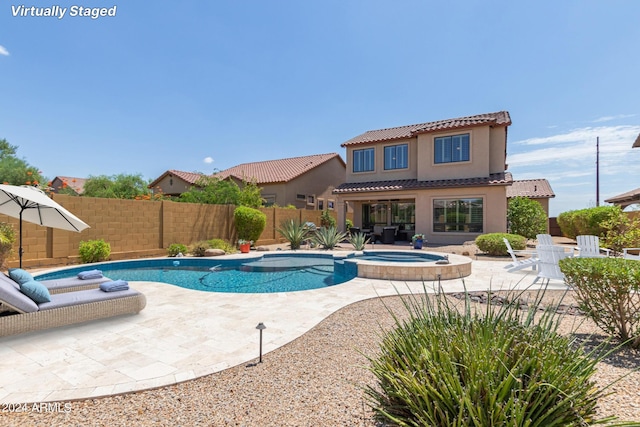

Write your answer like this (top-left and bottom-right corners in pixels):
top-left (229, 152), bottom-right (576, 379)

top-left (333, 111), bottom-right (515, 245)
top-left (150, 153), bottom-right (346, 210)
top-left (50, 176), bottom-right (87, 195)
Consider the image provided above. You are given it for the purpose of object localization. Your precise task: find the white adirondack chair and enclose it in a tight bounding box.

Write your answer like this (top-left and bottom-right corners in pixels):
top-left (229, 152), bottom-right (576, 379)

top-left (536, 234), bottom-right (553, 246)
top-left (623, 248), bottom-right (640, 260)
top-left (533, 245), bottom-right (572, 285)
top-left (576, 235), bottom-right (611, 258)
top-left (503, 238), bottom-right (539, 272)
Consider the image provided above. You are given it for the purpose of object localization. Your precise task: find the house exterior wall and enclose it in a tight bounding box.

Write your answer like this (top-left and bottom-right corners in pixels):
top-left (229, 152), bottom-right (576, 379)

top-left (153, 175), bottom-right (194, 196)
top-left (338, 185), bottom-right (507, 245)
top-left (337, 120), bottom-right (510, 245)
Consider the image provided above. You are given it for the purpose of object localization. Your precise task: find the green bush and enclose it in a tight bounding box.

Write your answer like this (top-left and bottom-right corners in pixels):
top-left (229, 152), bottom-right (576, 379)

top-left (320, 210), bottom-right (337, 228)
top-left (560, 257), bottom-right (640, 348)
top-left (475, 233), bottom-right (525, 256)
top-left (345, 218), bottom-right (353, 230)
top-left (348, 232), bottom-right (369, 250)
top-left (312, 226), bottom-right (346, 250)
top-left (507, 196), bottom-right (548, 239)
top-left (276, 219), bottom-right (311, 250)
top-left (0, 222), bottom-right (16, 268)
top-left (233, 206), bottom-right (266, 243)
top-left (78, 239), bottom-right (111, 263)
top-left (188, 241), bottom-right (210, 257)
top-left (167, 243), bottom-right (187, 257)
top-left (601, 209), bottom-right (640, 255)
top-left (557, 206), bottom-right (620, 239)
top-left (207, 238), bottom-right (236, 253)
top-left (365, 291), bottom-right (614, 425)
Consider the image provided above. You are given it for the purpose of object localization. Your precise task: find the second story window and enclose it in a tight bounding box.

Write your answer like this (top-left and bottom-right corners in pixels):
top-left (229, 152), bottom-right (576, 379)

top-left (434, 133), bottom-right (470, 164)
top-left (384, 144), bottom-right (408, 170)
top-left (353, 148), bottom-right (374, 172)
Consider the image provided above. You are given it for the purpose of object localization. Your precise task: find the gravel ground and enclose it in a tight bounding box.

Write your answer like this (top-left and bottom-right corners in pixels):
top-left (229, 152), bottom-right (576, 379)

top-left (2, 290), bottom-right (640, 427)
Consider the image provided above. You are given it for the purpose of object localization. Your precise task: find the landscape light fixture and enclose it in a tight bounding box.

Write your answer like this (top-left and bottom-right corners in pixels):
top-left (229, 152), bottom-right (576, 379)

top-left (256, 322), bottom-right (266, 363)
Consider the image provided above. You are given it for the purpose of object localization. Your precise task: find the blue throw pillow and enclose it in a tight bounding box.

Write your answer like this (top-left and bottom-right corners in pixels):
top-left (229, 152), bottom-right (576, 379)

top-left (9, 268), bottom-right (34, 285)
top-left (20, 280), bottom-right (51, 304)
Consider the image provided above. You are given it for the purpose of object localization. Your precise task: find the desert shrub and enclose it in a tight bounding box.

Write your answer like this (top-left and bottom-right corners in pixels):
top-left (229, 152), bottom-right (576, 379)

top-left (348, 232), bottom-right (369, 250)
top-left (601, 210), bottom-right (640, 255)
top-left (276, 219), bottom-right (311, 250)
top-left (312, 226), bottom-right (346, 250)
top-left (207, 238), bottom-right (236, 253)
top-left (507, 196), bottom-right (547, 239)
top-left (320, 210), bottom-right (337, 228)
top-left (345, 218), bottom-right (353, 230)
top-left (560, 257), bottom-right (640, 347)
top-left (557, 206), bottom-right (620, 239)
top-left (365, 291), bottom-right (615, 426)
top-left (167, 243), bottom-right (187, 257)
top-left (0, 222), bottom-right (16, 267)
top-left (78, 239), bottom-right (111, 263)
top-left (233, 206), bottom-right (266, 243)
top-left (188, 241), bottom-right (210, 257)
top-left (475, 233), bottom-right (525, 256)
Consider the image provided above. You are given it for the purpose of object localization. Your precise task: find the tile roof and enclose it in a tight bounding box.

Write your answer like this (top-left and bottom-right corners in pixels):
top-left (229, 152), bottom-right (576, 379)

top-left (215, 153), bottom-right (344, 184)
top-left (341, 111), bottom-right (511, 147)
top-left (604, 187), bottom-right (640, 205)
top-left (506, 179), bottom-right (555, 199)
top-left (52, 176), bottom-right (87, 194)
top-left (332, 172), bottom-right (512, 194)
top-left (148, 170), bottom-right (204, 188)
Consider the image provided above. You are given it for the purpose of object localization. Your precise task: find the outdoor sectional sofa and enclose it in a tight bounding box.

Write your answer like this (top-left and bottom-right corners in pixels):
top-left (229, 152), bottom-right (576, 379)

top-left (0, 272), bottom-right (146, 337)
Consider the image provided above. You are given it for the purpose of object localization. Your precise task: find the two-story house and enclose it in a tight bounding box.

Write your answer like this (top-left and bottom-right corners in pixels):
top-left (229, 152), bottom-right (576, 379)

top-left (333, 111), bottom-right (513, 245)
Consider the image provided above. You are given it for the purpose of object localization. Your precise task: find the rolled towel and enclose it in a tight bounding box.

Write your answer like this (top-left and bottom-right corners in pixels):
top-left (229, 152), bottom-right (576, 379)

top-left (77, 269), bottom-right (104, 280)
top-left (99, 280), bottom-right (129, 292)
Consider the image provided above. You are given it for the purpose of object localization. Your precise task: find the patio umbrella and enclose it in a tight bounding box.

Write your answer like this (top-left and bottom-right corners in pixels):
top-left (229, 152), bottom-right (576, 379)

top-left (0, 184), bottom-right (90, 268)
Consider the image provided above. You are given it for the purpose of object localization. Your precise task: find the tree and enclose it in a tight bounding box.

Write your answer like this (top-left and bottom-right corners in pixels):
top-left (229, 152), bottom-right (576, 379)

top-left (0, 138), bottom-right (46, 187)
top-left (83, 174), bottom-right (151, 199)
top-left (179, 176), bottom-right (241, 204)
top-left (507, 197), bottom-right (547, 239)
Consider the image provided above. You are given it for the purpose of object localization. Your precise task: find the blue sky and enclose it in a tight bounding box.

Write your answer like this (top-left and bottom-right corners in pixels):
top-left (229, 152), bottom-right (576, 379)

top-left (1, 1), bottom-right (639, 216)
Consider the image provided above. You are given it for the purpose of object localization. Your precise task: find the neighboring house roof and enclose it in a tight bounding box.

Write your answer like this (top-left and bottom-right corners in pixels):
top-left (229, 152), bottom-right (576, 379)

top-left (215, 153), bottom-right (345, 184)
top-left (52, 176), bottom-right (87, 194)
top-left (341, 111), bottom-right (512, 147)
top-left (333, 172), bottom-right (513, 194)
top-left (148, 170), bottom-right (204, 188)
top-left (506, 179), bottom-right (555, 199)
top-left (633, 133), bottom-right (640, 148)
top-left (605, 187), bottom-right (640, 206)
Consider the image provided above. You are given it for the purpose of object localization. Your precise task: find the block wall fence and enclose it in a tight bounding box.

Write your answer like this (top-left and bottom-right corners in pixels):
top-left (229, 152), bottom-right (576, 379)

top-left (0, 194), bottom-right (344, 269)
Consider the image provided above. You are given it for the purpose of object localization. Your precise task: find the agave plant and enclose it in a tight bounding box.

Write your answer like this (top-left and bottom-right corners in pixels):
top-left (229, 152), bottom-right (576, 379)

top-left (312, 226), bottom-right (347, 250)
top-left (276, 219), bottom-right (311, 250)
top-left (348, 232), bottom-right (369, 250)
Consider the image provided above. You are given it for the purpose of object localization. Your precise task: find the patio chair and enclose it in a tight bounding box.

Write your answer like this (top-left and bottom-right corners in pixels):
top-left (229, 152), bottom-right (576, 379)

top-left (536, 234), bottom-right (553, 246)
top-left (0, 273), bottom-right (146, 337)
top-left (623, 248), bottom-right (640, 260)
top-left (503, 238), bottom-right (539, 273)
top-left (532, 245), bottom-right (572, 285)
top-left (7, 268), bottom-right (111, 294)
top-left (576, 235), bottom-right (611, 258)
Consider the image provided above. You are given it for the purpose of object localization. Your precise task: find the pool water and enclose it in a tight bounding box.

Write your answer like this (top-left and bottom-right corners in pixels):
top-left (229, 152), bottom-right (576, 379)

top-left (35, 251), bottom-right (443, 294)
top-left (35, 255), bottom-right (352, 293)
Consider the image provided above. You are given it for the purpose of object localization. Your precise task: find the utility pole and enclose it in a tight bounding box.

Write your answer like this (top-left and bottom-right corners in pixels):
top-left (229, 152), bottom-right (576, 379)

top-left (596, 136), bottom-right (600, 206)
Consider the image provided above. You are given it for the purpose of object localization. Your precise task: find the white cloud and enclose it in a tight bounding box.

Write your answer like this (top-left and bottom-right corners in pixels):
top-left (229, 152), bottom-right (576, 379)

top-left (203, 156), bottom-right (214, 164)
top-left (593, 114), bottom-right (635, 123)
top-left (0, 45), bottom-right (9, 56)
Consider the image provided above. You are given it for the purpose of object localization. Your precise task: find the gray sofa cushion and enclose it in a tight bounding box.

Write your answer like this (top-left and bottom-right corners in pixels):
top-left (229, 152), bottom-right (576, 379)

top-left (39, 276), bottom-right (111, 292)
top-left (0, 273), bottom-right (39, 313)
top-left (37, 288), bottom-right (142, 311)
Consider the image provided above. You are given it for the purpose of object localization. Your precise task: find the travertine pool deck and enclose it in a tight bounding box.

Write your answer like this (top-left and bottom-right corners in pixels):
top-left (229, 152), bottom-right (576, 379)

top-left (0, 252), bottom-right (567, 404)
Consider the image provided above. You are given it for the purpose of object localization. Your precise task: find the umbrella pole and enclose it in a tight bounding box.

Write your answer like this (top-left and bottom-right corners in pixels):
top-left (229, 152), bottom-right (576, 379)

top-left (19, 210), bottom-right (23, 269)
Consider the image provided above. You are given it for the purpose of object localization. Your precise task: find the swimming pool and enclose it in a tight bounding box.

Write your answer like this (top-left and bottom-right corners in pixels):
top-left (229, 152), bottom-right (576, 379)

top-left (35, 250), bottom-right (471, 293)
